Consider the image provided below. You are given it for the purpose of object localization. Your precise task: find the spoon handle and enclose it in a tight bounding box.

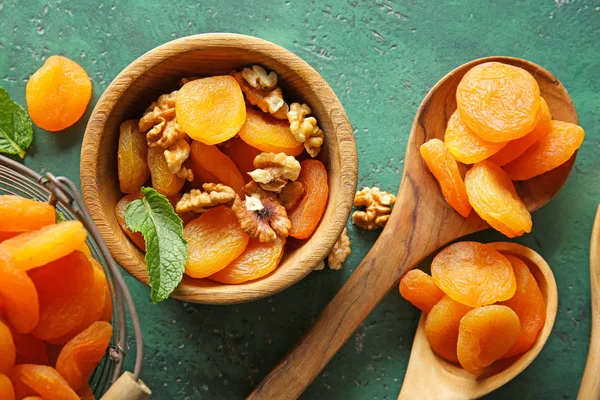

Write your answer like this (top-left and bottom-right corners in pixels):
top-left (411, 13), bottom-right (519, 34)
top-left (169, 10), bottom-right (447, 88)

top-left (248, 176), bottom-right (480, 400)
top-left (578, 204), bottom-right (600, 400)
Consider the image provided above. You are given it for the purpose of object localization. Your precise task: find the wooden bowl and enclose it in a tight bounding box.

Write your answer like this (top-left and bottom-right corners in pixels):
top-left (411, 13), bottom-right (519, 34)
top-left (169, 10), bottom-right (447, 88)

top-left (81, 33), bottom-right (358, 305)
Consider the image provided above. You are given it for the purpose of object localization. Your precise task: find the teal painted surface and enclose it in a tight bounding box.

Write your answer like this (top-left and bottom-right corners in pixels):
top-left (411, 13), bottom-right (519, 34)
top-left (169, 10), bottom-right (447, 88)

top-left (1, 1), bottom-right (599, 398)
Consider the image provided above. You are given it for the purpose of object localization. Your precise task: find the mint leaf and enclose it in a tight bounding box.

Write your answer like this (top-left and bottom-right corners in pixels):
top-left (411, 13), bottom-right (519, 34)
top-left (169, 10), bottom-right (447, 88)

top-left (55, 211), bottom-right (67, 223)
top-left (124, 187), bottom-right (187, 304)
top-left (0, 87), bottom-right (33, 158)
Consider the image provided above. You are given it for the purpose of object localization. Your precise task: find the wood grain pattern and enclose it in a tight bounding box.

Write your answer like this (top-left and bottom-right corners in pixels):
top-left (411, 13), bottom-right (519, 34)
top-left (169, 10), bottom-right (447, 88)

top-left (577, 205), bottom-right (600, 400)
top-left (250, 56), bottom-right (578, 399)
top-left (80, 33), bottom-right (358, 305)
top-left (398, 242), bottom-right (557, 400)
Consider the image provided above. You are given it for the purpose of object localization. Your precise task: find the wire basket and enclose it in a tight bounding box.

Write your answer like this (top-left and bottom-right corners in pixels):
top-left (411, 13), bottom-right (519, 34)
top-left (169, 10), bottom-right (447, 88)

top-left (0, 154), bottom-right (145, 398)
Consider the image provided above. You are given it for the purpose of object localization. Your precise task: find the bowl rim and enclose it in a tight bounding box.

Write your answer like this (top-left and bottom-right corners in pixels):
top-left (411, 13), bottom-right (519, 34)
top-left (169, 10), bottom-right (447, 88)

top-left (81, 33), bottom-right (358, 304)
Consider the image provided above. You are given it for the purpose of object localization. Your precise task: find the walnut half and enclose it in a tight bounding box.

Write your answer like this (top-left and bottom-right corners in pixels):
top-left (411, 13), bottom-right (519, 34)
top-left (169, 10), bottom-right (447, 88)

top-left (231, 69), bottom-right (289, 120)
top-left (327, 228), bottom-right (351, 270)
top-left (352, 187), bottom-right (396, 230)
top-left (176, 184), bottom-right (236, 214)
top-left (287, 102), bottom-right (324, 157)
top-left (139, 91), bottom-right (187, 149)
top-left (248, 152), bottom-right (301, 193)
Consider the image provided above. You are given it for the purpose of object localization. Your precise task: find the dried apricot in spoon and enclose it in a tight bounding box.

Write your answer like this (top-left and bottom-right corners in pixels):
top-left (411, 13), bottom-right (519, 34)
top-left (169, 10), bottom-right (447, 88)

top-left (176, 75), bottom-right (246, 145)
top-left (26, 55), bottom-right (92, 132)
top-left (399, 270), bottom-right (445, 314)
top-left (424, 295), bottom-right (472, 363)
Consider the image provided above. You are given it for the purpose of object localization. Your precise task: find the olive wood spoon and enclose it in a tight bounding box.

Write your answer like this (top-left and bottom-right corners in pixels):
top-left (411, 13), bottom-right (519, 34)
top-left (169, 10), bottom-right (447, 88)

top-left (577, 204), bottom-right (600, 400)
top-left (249, 56), bottom-right (578, 400)
top-left (398, 242), bottom-right (558, 399)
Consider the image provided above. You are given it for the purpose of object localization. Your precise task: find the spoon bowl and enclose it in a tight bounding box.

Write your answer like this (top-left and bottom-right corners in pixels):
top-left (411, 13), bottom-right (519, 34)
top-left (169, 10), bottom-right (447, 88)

top-left (250, 56), bottom-right (578, 399)
top-left (399, 242), bottom-right (558, 400)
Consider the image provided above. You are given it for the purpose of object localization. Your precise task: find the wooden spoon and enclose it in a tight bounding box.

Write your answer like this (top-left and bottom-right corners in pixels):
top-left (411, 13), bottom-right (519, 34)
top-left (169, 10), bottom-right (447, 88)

top-left (577, 204), bottom-right (600, 400)
top-left (398, 242), bottom-right (557, 400)
top-left (249, 56), bottom-right (578, 399)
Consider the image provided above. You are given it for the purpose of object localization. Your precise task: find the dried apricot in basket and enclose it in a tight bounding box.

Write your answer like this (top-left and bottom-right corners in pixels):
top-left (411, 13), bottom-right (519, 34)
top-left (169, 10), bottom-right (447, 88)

top-left (11, 364), bottom-right (79, 400)
top-left (425, 295), bottom-right (473, 363)
top-left (0, 320), bottom-right (16, 374)
top-left (12, 333), bottom-right (48, 365)
top-left (399, 269), bottom-right (445, 313)
top-left (0, 196), bottom-right (55, 233)
top-left (288, 159), bottom-right (328, 239)
top-left (238, 107), bottom-right (304, 156)
top-left (0, 257), bottom-right (39, 333)
top-left (456, 62), bottom-right (540, 142)
top-left (0, 374), bottom-right (15, 400)
top-left (26, 55), bottom-right (92, 132)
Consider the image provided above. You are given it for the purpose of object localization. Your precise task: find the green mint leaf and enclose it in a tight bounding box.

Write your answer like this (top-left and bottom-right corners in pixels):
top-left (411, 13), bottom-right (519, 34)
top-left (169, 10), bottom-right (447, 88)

top-left (55, 211), bottom-right (67, 223)
top-left (0, 87), bottom-right (33, 158)
top-left (124, 187), bottom-right (187, 304)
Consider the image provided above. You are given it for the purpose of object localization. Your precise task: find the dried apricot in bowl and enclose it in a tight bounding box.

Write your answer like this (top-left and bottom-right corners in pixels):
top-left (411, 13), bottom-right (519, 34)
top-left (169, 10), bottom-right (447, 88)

top-left (115, 193), bottom-right (146, 250)
top-left (431, 241), bottom-right (516, 307)
top-left (399, 269), bottom-right (445, 313)
top-left (26, 55), bottom-right (92, 132)
top-left (176, 75), bottom-right (246, 145)
top-left (420, 139), bottom-right (472, 218)
top-left (456, 62), bottom-right (540, 142)
top-left (457, 305), bottom-right (521, 375)
top-left (0, 196), bottom-right (55, 233)
top-left (238, 107), bottom-right (304, 156)
top-left (190, 141), bottom-right (245, 194)
top-left (118, 120), bottom-right (150, 194)
top-left (289, 159), bottom-right (329, 239)
top-left (425, 295), bottom-right (472, 363)
top-left (147, 145), bottom-right (185, 196)
top-left (503, 120), bottom-right (585, 181)
top-left (465, 161), bottom-right (532, 238)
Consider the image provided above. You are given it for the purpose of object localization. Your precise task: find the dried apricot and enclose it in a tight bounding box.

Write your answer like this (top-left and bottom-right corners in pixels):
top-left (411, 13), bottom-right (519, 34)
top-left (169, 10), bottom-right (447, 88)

top-left (420, 139), bottom-right (472, 218)
top-left (456, 62), bottom-right (540, 142)
top-left (115, 193), bottom-right (146, 250)
top-left (224, 137), bottom-right (263, 183)
top-left (118, 120), bottom-right (150, 194)
top-left (431, 242), bottom-right (516, 307)
top-left (190, 141), bottom-right (245, 194)
top-left (183, 206), bottom-right (249, 278)
top-left (0, 374), bottom-right (15, 400)
top-left (0, 232), bottom-right (18, 243)
top-left (209, 237), bottom-right (285, 284)
top-left (0, 320), bottom-right (16, 374)
top-left (498, 255), bottom-right (546, 358)
top-left (444, 111), bottom-right (507, 164)
top-left (288, 159), bottom-right (329, 239)
top-left (11, 365), bottom-right (78, 400)
top-left (399, 269), bottom-right (445, 313)
top-left (238, 107), bottom-right (304, 156)
top-left (13, 333), bottom-right (49, 365)
top-left (504, 120), bottom-right (585, 180)
top-left (424, 296), bottom-right (472, 363)
top-left (457, 305), bottom-right (521, 375)
top-left (0, 257), bottom-right (39, 333)
top-left (465, 161), bottom-right (532, 238)
top-left (56, 321), bottom-right (112, 392)
top-left (176, 76), bottom-right (246, 145)
top-left (30, 251), bottom-right (95, 341)
top-left (147, 146), bottom-right (185, 196)
top-left (0, 196), bottom-right (55, 232)
top-left (26, 55), bottom-right (92, 132)
top-left (23, 397), bottom-right (44, 400)
top-left (0, 221), bottom-right (87, 271)
top-left (488, 98), bottom-right (552, 166)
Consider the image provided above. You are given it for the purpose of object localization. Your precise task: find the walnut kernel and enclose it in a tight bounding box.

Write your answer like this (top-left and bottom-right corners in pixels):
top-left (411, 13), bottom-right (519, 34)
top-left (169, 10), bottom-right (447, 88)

top-left (352, 187), bottom-right (396, 230)
top-left (231, 70), bottom-right (289, 120)
top-left (176, 184), bottom-right (236, 214)
top-left (248, 152), bottom-right (301, 193)
top-left (241, 65), bottom-right (278, 90)
top-left (287, 102), bottom-right (324, 157)
top-left (327, 228), bottom-right (351, 270)
top-left (164, 139), bottom-right (191, 174)
top-left (139, 91), bottom-right (187, 149)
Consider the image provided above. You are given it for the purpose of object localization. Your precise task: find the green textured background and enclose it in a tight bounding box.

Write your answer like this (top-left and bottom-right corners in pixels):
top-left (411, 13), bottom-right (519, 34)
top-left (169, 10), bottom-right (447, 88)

top-left (1, 1), bottom-right (599, 399)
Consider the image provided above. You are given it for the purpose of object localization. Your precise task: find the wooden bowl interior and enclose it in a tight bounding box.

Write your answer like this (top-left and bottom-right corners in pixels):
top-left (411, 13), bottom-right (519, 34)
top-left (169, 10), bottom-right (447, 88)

top-left (82, 35), bottom-right (357, 304)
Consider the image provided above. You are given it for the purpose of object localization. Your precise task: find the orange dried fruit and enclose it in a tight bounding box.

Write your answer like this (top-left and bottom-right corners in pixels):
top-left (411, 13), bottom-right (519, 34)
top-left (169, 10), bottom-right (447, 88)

top-left (504, 120), bottom-right (585, 180)
top-left (424, 296), bottom-right (472, 363)
top-left (431, 241), bottom-right (516, 307)
top-left (488, 98), bottom-right (552, 166)
top-left (209, 237), bottom-right (285, 284)
top-left (0, 232), bottom-right (18, 243)
top-left (147, 146), bottom-right (185, 196)
top-left (288, 159), bottom-right (329, 239)
top-left (0, 257), bottom-right (39, 333)
top-left (457, 305), bottom-right (521, 375)
top-left (456, 62), bottom-right (540, 142)
top-left (498, 254), bottom-right (546, 358)
top-left (56, 321), bottom-right (112, 392)
top-left (176, 75), bottom-right (246, 145)
top-left (26, 56), bottom-right (92, 132)
top-left (11, 364), bottom-right (79, 400)
top-left (224, 137), bottom-right (263, 183)
top-left (399, 269), bottom-right (445, 313)
top-left (30, 251), bottom-right (95, 341)
top-left (115, 193), bottom-right (146, 250)
top-left (0, 320), bottom-right (16, 374)
top-left (465, 161), bottom-right (532, 237)
top-left (23, 397), bottom-right (44, 400)
top-left (420, 139), bottom-right (472, 218)
top-left (0, 220), bottom-right (87, 271)
top-left (0, 196), bottom-right (55, 232)
top-left (183, 206), bottom-right (249, 278)
top-left (238, 107), bottom-right (304, 156)
top-left (118, 120), bottom-right (150, 194)
top-left (444, 111), bottom-right (507, 164)
top-left (13, 333), bottom-right (49, 365)
top-left (0, 374), bottom-right (15, 400)
top-left (190, 141), bottom-right (245, 194)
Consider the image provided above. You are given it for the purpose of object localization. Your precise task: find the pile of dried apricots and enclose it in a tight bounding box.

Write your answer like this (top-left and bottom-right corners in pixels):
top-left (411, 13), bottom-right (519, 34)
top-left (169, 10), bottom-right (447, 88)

top-left (0, 195), bottom-right (112, 400)
top-left (400, 241), bottom-right (545, 375)
top-left (421, 62), bottom-right (584, 237)
top-left (116, 65), bottom-right (329, 283)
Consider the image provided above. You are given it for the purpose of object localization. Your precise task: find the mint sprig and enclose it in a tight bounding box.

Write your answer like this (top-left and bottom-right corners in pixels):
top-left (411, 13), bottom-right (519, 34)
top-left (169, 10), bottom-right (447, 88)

top-left (124, 187), bottom-right (188, 304)
top-left (0, 87), bottom-right (33, 158)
